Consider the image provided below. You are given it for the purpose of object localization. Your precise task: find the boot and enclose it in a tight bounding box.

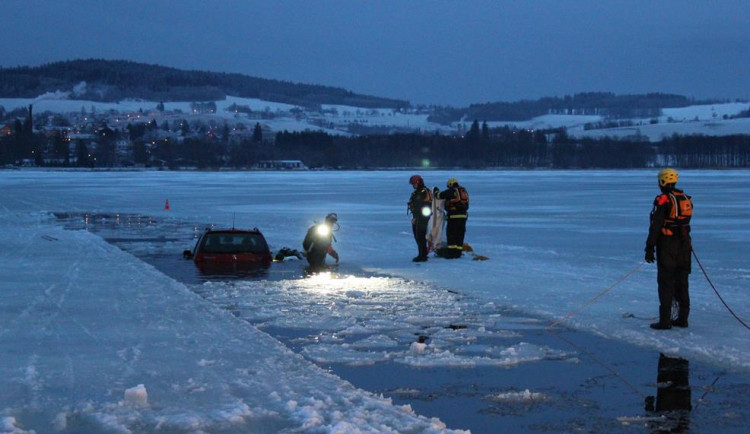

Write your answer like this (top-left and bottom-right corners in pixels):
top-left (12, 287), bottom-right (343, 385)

top-left (650, 306), bottom-right (672, 330)
top-left (672, 308), bottom-right (689, 328)
top-left (412, 255), bottom-right (427, 262)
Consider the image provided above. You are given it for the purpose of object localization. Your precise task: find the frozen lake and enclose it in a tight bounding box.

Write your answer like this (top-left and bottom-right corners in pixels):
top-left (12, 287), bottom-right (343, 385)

top-left (1, 169), bottom-right (749, 433)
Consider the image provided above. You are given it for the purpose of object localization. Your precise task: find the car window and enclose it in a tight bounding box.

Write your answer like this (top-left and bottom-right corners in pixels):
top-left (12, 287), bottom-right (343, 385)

top-left (201, 233), bottom-right (267, 253)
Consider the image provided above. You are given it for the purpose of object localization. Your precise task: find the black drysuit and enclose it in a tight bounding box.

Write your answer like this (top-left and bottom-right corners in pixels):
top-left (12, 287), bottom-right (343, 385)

top-left (646, 187), bottom-right (692, 327)
top-left (437, 185), bottom-right (468, 259)
top-left (303, 223), bottom-right (337, 269)
top-left (408, 186), bottom-right (432, 260)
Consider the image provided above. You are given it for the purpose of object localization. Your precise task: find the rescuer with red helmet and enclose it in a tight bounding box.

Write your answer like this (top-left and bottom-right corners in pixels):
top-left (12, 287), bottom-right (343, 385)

top-left (645, 168), bottom-right (693, 330)
top-left (407, 174), bottom-right (433, 262)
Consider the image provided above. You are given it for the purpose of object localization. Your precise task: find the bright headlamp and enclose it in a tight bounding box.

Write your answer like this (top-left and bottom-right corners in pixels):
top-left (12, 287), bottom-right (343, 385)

top-left (316, 224), bottom-right (331, 236)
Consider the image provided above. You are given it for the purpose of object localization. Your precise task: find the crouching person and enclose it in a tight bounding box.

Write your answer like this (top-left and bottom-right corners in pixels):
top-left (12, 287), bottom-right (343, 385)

top-left (303, 213), bottom-right (340, 270)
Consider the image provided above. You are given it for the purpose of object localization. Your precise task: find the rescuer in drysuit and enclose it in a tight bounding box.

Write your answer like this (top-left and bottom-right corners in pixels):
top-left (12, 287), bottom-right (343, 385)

top-left (433, 177), bottom-right (469, 259)
top-left (645, 168), bottom-right (693, 330)
top-left (407, 174), bottom-right (433, 262)
top-left (303, 213), bottom-right (340, 270)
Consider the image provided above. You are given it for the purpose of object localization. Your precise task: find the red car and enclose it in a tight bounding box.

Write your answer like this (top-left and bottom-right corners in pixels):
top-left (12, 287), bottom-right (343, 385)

top-left (184, 228), bottom-right (272, 273)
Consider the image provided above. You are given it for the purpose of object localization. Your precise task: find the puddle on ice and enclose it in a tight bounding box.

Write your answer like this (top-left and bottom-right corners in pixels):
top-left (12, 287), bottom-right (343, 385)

top-left (54, 212), bottom-right (750, 433)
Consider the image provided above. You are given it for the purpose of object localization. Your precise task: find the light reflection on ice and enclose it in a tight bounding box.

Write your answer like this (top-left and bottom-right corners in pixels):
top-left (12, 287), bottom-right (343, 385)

top-left (485, 389), bottom-right (551, 402)
top-left (195, 274), bottom-right (577, 368)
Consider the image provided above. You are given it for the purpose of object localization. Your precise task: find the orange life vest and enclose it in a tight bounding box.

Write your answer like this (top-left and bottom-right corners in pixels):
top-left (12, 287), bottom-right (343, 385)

top-left (445, 186), bottom-right (469, 213)
top-left (659, 190), bottom-right (692, 236)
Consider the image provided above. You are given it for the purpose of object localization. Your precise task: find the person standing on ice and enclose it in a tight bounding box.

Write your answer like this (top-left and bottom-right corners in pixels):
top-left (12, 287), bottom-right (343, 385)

top-left (434, 177), bottom-right (469, 259)
top-left (645, 168), bottom-right (693, 330)
top-left (407, 175), bottom-right (433, 262)
top-left (303, 213), bottom-right (339, 270)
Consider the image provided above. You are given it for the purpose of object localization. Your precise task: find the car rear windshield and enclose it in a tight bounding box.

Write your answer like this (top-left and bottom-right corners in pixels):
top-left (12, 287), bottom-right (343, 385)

top-left (201, 233), bottom-right (268, 254)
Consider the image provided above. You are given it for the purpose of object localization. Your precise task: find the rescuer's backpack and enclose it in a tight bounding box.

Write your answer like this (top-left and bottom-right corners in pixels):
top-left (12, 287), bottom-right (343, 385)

top-left (447, 186), bottom-right (469, 212)
top-left (661, 190), bottom-right (692, 236)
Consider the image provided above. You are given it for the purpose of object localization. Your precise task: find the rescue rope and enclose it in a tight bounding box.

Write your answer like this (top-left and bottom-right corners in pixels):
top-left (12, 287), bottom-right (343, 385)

top-left (621, 312), bottom-right (657, 321)
top-left (692, 372), bottom-right (724, 412)
top-left (692, 249), bottom-right (750, 331)
top-left (546, 261), bottom-right (645, 330)
top-left (546, 328), bottom-right (647, 398)
top-left (544, 262), bottom-right (650, 399)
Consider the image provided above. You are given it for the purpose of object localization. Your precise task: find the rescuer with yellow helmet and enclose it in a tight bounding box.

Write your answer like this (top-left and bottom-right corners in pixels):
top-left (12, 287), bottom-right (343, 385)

top-left (433, 177), bottom-right (470, 258)
top-left (408, 174), bottom-right (433, 262)
top-left (645, 168), bottom-right (693, 330)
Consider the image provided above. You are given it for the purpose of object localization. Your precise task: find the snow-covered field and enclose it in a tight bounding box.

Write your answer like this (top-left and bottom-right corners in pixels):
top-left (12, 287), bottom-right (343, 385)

top-left (484, 103), bottom-right (750, 141)
top-left (569, 116), bottom-right (750, 142)
top-left (1, 169), bottom-right (749, 433)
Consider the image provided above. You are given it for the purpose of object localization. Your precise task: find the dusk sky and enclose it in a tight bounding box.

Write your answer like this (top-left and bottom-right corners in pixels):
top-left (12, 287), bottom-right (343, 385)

top-left (2, 1), bottom-right (748, 106)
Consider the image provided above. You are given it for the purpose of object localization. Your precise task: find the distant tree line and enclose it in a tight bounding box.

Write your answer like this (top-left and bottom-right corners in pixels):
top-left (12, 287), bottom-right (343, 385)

top-left (4, 118), bottom-right (750, 169)
top-left (264, 122), bottom-right (750, 169)
top-left (0, 59), bottom-right (409, 109)
top-left (428, 92), bottom-right (722, 124)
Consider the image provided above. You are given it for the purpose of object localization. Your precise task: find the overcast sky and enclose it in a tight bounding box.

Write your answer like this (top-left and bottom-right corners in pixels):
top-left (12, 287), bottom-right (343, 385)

top-left (2, 1), bottom-right (748, 106)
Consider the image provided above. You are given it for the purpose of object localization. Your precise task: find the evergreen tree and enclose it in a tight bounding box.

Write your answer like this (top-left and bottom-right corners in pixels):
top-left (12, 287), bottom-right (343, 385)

top-left (75, 140), bottom-right (89, 167)
top-left (467, 120), bottom-right (480, 142)
top-left (252, 122), bottom-right (263, 143)
top-left (221, 122), bottom-right (230, 146)
top-left (132, 141), bottom-right (148, 165)
top-left (179, 119), bottom-right (190, 135)
top-left (95, 126), bottom-right (117, 167)
top-left (51, 131), bottom-right (69, 162)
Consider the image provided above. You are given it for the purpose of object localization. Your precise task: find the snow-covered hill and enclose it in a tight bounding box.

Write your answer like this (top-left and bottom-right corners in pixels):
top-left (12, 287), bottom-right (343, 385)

top-left (475, 102), bottom-right (750, 141)
top-left (0, 95), bottom-right (450, 137)
top-left (2, 95), bottom-right (748, 140)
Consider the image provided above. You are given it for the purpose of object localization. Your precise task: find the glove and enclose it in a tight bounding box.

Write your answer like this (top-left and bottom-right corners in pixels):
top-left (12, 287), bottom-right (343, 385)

top-left (433, 186), bottom-right (440, 196)
top-left (328, 247), bottom-right (339, 263)
top-left (644, 247), bottom-right (655, 263)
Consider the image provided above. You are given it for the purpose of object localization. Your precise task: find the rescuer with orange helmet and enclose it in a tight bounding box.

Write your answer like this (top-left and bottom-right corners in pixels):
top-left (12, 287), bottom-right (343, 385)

top-left (407, 174), bottom-right (433, 262)
top-left (645, 168), bottom-right (693, 330)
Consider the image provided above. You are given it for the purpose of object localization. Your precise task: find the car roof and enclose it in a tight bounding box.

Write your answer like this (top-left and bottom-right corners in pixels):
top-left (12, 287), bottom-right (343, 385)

top-left (203, 228), bottom-right (263, 234)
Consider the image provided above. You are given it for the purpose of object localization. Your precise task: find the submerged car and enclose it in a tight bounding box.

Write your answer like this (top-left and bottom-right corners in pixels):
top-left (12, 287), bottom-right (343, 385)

top-left (183, 228), bottom-right (272, 273)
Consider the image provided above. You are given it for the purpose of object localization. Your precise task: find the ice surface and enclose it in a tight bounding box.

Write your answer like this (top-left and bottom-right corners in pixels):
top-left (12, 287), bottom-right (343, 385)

top-left (1, 169), bottom-right (749, 432)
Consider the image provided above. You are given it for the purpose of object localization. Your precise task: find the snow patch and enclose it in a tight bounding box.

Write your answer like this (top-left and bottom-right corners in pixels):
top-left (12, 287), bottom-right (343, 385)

top-left (1, 417), bottom-right (34, 434)
top-left (123, 384), bottom-right (148, 407)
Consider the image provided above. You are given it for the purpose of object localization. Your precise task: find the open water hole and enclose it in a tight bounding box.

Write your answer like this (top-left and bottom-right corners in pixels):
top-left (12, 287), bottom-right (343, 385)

top-left (54, 212), bottom-right (750, 433)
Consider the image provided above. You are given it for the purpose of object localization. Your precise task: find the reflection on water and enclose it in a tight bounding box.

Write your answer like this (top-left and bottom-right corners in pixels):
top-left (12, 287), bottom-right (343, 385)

top-left (645, 353), bottom-right (691, 433)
